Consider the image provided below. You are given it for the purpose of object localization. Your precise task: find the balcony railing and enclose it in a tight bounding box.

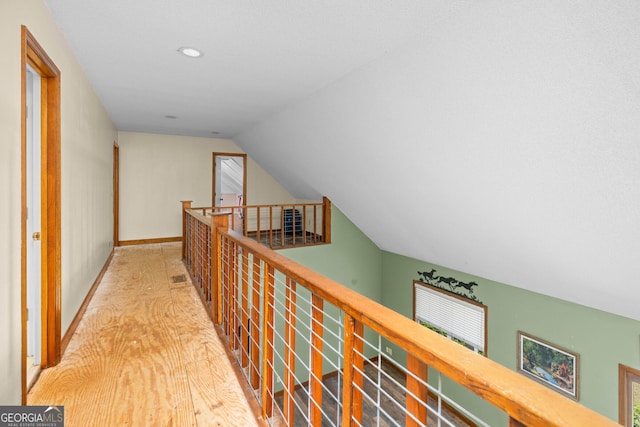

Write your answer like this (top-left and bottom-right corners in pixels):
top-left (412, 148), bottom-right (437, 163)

top-left (182, 198), bottom-right (331, 250)
top-left (181, 206), bottom-right (619, 427)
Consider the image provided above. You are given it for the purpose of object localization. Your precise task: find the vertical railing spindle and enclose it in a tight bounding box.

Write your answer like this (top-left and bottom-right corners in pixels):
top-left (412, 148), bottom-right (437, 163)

top-left (241, 253), bottom-right (250, 368)
top-left (310, 294), bottom-right (324, 426)
top-left (352, 320), bottom-right (364, 424)
top-left (256, 206), bottom-right (261, 246)
top-left (261, 264), bottom-right (275, 419)
top-left (250, 256), bottom-right (261, 389)
top-left (283, 278), bottom-right (297, 425)
top-left (313, 205), bottom-right (318, 244)
top-left (269, 206), bottom-right (273, 248)
top-left (231, 243), bottom-right (239, 351)
top-left (302, 205), bottom-right (307, 245)
top-left (341, 315), bottom-right (355, 426)
top-left (406, 353), bottom-right (428, 427)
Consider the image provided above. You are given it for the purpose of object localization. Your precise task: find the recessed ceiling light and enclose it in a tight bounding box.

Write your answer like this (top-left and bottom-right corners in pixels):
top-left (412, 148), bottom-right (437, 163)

top-left (165, 115), bottom-right (177, 119)
top-left (177, 46), bottom-right (203, 58)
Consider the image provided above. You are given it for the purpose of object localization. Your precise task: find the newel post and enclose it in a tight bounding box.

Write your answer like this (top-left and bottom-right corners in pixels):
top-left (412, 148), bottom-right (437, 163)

top-left (181, 200), bottom-right (192, 259)
top-left (211, 212), bottom-right (230, 324)
top-left (322, 196), bottom-right (332, 244)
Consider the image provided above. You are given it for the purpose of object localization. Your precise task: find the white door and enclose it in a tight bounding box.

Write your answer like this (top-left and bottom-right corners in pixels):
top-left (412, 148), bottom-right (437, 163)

top-left (26, 65), bottom-right (42, 377)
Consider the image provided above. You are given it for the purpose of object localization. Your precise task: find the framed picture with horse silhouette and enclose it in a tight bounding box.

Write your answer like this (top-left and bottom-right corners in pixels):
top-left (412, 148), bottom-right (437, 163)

top-left (517, 331), bottom-right (580, 401)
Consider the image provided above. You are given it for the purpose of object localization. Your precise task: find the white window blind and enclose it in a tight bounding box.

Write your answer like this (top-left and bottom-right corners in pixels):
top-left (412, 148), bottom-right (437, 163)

top-left (414, 283), bottom-right (486, 353)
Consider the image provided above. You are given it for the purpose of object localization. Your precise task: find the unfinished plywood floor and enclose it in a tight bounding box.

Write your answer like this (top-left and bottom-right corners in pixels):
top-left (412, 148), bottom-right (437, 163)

top-left (28, 243), bottom-right (260, 427)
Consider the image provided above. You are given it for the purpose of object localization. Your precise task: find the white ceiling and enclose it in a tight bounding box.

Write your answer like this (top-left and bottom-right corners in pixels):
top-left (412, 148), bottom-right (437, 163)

top-left (44, 0), bottom-right (456, 138)
top-left (44, 0), bottom-right (640, 322)
top-left (234, 1), bottom-right (640, 322)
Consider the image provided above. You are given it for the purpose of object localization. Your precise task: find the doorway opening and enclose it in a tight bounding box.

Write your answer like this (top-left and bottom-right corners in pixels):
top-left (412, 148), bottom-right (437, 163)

top-left (213, 153), bottom-right (247, 233)
top-left (21, 26), bottom-right (62, 403)
top-left (25, 64), bottom-right (42, 390)
top-left (212, 153), bottom-right (247, 208)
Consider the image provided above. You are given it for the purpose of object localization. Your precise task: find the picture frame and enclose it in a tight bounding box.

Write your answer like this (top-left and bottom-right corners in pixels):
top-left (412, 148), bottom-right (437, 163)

top-left (517, 331), bottom-right (579, 401)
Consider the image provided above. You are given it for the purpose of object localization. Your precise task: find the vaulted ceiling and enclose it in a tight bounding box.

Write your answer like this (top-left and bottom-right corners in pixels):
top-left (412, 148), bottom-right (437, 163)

top-left (45, 0), bottom-right (640, 321)
top-left (44, 0), bottom-right (451, 138)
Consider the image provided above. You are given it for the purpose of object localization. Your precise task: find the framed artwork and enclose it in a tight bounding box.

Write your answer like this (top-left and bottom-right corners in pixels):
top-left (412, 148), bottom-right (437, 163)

top-left (517, 331), bottom-right (579, 401)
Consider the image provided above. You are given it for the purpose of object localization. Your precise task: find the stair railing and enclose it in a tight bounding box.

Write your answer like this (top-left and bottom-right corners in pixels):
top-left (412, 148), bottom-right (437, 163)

top-left (181, 201), bottom-right (618, 427)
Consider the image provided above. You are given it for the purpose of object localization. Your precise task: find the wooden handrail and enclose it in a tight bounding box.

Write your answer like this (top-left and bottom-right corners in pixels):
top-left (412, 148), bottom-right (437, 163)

top-left (182, 201), bottom-right (617, 427)
top-left (216, 228), bottom-right (616, 427)
top-left (192, 202), bottom-right (326, 210)
top-left (187, 198), bottom-right (331, 249)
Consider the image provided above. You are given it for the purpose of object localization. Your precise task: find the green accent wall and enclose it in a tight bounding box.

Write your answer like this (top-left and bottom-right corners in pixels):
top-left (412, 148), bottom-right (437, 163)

top-left (269, 206), bottom-right (382, 391)
top-left (278, 206), bottom-right (640, 424)
top-left (381, 250), bottom-right (640, 424)
top-left (282, 206), bottom-right (383, 303)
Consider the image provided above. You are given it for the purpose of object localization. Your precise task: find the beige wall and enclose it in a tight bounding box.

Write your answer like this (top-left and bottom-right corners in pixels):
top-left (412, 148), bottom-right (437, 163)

top-left (117, 132), bottom-right (295, 241)
top-left (0, 0), bottom-right (117, 404)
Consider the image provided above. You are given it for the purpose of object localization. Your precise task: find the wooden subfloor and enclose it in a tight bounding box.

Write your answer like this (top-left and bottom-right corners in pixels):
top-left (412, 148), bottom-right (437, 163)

top-left (28, 243), bottom-right (260, 427)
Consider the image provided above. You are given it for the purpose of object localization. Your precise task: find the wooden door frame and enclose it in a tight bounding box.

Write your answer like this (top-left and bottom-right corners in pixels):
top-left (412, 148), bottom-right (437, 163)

top-left (619, 363), bottom-right (640, 426)
top-left (113, 142), bottom-right (119, 246)
top-left (212, 152), bottom-right (247, 207)
top-left (21, 26), bottom-right (62, 403)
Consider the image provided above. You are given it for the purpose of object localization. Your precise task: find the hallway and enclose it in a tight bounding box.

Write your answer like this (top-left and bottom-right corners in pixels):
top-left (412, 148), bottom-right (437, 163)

top-left (28, 243), bottom-right (260, 426)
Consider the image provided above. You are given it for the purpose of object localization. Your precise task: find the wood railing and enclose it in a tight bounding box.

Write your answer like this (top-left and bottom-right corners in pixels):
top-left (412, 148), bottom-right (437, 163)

top-left (183, 198), bottom-right (331, 250)
top-left (181, 205), bottom-right (619, 427)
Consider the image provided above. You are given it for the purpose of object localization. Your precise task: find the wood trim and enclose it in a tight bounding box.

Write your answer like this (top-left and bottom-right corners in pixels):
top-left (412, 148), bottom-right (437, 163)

top-left (406, 354), bottom-right (428, 427)
top-left (619, 363), bottom-right (640, 426)
top-left (230, 241), bottom-right (239, 351)
top-left (180, 201), bottom-right (192, 259)
top-left (241, 254), bottom-right (250, 367)
top-left (214, 215), bottom-right (229, 324)
top-left (21, 25), bottom-right (62, 404)
top-left (352, 320), bottom-right (364, 424)
top-left (261, 265), bottom-right (275, 419)
top-left (250, 257), bottom-right (261, 388)
top-left (113, 142), bottom-right (119, 246)
top-left (224, 240), bottom-right (233, 337)
top-left (117, 236), bottom-right (182, 246)
top-left (340, 314), bottom-right (368, 426)
top-left (61, 250), bottom-right (114, 354)
top-left (618, 364), bottom-right (624, 427)
top-left (322, 197), bottom-right (331, 243)
top-left (309, 294), bottom-right (324, 426)
top-left (283, 278), bottom-right (297, 424)
top-left (341, 315), bottom-right (356, 426)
